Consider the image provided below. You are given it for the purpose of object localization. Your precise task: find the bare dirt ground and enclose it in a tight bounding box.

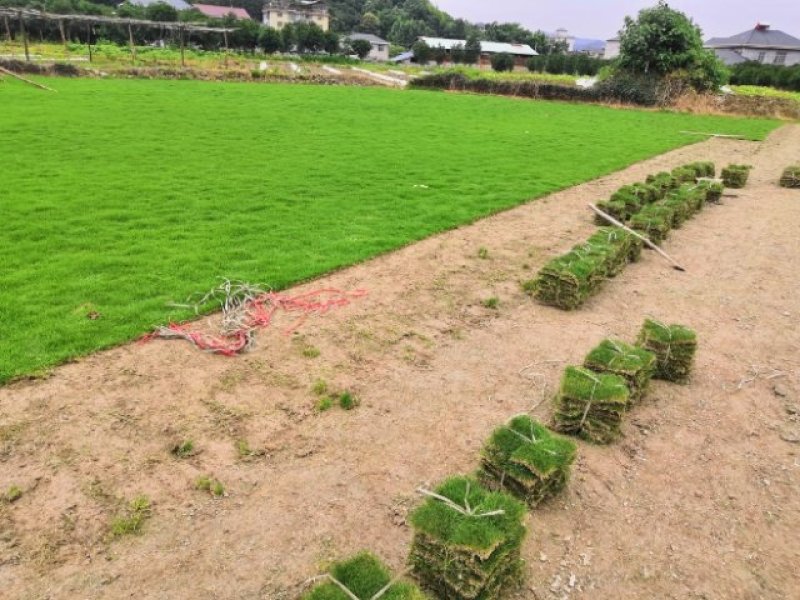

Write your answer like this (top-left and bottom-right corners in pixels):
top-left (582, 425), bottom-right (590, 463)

top-left (2, 125), bottom-right (799, 600)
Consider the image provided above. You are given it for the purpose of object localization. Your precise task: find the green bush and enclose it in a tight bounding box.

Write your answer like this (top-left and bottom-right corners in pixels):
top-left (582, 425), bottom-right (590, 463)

top-left (490, 53), bottom-right (516, 73)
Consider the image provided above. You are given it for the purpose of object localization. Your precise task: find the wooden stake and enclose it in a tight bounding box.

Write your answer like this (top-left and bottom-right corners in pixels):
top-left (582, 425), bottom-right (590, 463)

top-left (19, 11), bottom-right (29, 62)
top-left (3, 15), bottom-right (11, 42)
top-left (86, 23), bottom-right (92, 63)
top-left (588, 204), bottom-right (686, 272)
top-left (58, 19), bottom-right (67, 48)
top-left (128, 21), bottom-right (136, 63)
top-left (0, 65), bottom-right (56, 91)
top-left (180, 25), bottom-right (185, 67)
top-left (680, 130), bottom-right (746, 139)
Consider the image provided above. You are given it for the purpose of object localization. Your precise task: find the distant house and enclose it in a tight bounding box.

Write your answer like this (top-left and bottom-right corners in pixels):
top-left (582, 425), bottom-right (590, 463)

top-left (127, 0), bottom-right (192, 10)
top-left (706, 23), bottom-right (800, 66)
top-left (604, 37), bottom-right (620, 60)
top-left (262, 0), bottom-right (329, 31)
top-left (192, 3), bottom-right (251, 20)
top-left (418, 36), bottom-right (537, 70)
top-left (347, 33), bottom-right (390, 61)
top-left (552, 28), bottom-right (575, 52)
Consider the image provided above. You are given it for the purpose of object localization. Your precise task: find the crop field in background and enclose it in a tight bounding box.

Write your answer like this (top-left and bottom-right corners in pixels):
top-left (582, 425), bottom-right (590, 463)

top-left (0, 77), bottom-right (779, 383)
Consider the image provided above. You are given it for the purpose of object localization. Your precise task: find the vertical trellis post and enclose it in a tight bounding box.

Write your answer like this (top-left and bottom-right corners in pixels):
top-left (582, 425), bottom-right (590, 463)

top-left (18, 10), bottom-right (29, 62)
top-left (180, 25), bottom-right (185, 67)
top-left (3, 15), bottom-right (11, 42)
top-left (127, 21), bottom-right (136, 63)
top-left (86, 23), bottom-right (92, 63)
top-left (58, 19), bottom-right (67, 48)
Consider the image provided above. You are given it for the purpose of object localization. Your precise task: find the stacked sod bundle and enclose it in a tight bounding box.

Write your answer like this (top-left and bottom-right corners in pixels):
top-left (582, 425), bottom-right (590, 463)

top-left (697, 180), bottom-right (724, 203)
top-left (779, 165), bottom-right (800, 188)
top-left (671, 166), bottom-right (698, 184)
top-left (595, 183), bottom-right (659, 224)
top-left (526, 248), bottom-right (605, 310)
top-left (721, 164), bottom-right (752, 188)
top-left (409, 477), bottom-right (526, 600)
top-left (584, 339), bottom-right (656, 403)
top-left (645, 172), bottom-right (679, 196)
top-left (629, 203), bottom-right (675, 244)
top-left (478, 415), bottom-right (577, 507)
top-left (304, 552), bottom-right (428, 600)
top-left (636, 319), bottom-right (698, 383)
top-left (552, 366), bottom-right (630, 444)
top-left (585, 227), bottom-right (643, 273)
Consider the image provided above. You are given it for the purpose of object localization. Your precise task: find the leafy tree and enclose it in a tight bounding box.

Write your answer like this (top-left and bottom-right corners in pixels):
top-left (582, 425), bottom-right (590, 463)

top-left (412, 39), bottom-right (431, 64)
top-left (323, 30), bottom-right (340, 54)
top-left (145, 2), bottom-right (178, 22)
top-left (281, 22), bottom-right (295, 52)
top-left (617, 0), bottom-right (726, 90)
top-left (350, 38), bottom-right (372, 59)
top-left (259, 26), bottom-right (282, 54)
top-left (463, 33), bottom-right (481, 64)
top-left (296, 21), bottom-right (326, 53)
top-left (450, 43), bottom-right (464, 64)
top-left (359, 11), bottom-right (380, 34)
top-left (491, 52), bottom-right (515, 72)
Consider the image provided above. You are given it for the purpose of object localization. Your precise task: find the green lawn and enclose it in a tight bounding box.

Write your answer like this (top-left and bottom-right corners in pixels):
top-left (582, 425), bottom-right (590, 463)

top-left (0, 78), bottom-right (779, 383)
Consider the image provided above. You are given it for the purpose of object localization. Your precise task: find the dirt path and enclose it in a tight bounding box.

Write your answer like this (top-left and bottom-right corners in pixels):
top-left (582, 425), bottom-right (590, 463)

top-left (2, 125), bottom-right (799, 600)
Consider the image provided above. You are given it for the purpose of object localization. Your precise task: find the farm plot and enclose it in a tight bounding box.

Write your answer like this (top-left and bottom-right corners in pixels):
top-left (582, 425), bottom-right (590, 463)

top-left (0, 78), bottom-right (779, 382)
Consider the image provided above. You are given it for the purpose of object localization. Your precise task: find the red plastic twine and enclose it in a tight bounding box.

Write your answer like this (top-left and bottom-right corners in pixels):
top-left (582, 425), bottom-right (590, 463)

top-left (146, 288), bottom-right (367, 356)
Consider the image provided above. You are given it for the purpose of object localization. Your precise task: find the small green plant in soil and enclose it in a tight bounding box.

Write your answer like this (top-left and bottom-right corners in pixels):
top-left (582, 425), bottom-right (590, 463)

top-left (482, 297), bottom-right (500, 310)
top-left (110, 495), bottom-right (151, 537)
top-left (316, 396), bottom-right (334, 412)
top-left (195, 476), bottom-right (225, 497)
top-left (338, 392), bottom-right (359, 411)
top-left (5, 485), bottom-right (23, 503)
top-left (302, 345), bottom-right (321, 358)
top-left (477, 247), bottom-right (490, 260)
top-left (235, 439), bottom-right (258, 459)
top-left (312, 379), bottom-right (329, 396)
top-left (171, 439), bottom-right (195, 458)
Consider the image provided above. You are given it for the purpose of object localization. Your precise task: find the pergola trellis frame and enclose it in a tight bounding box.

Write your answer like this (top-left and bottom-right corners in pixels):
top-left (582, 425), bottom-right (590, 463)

top-left (0, 7), bottom-right (235, 66)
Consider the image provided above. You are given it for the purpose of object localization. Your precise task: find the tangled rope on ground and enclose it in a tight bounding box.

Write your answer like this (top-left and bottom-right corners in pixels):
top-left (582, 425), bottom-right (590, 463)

top-left (145, 280), bottom-right (367, 356)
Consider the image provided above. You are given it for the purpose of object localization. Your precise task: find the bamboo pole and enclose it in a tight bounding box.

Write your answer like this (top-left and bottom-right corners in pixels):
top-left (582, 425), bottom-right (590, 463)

top-left (3, 15), bottom-right (11, 42)
top-left (180, 25), bottom-right (185, 67)
top-left (0, 65), bottom-right (56, 91)
top-left (86, 22), bottom-right (92, 62)
top-left (58, 19), bottom-right (67, 48)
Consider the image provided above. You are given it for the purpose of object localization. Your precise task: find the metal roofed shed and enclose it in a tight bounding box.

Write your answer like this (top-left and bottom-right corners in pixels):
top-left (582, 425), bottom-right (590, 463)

top-left (418, 36), bottom-right (537, 70)
top-left (346, 32), bottom-right (391, 61)
top-left (128, 0), bottom-right (193, 10)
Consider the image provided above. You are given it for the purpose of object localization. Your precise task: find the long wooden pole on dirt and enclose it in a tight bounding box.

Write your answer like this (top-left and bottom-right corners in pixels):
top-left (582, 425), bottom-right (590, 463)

top-left (0, 65), bottom-right (56, 91)
top-left (18, 11), bottom-right (29, 61)
top-left (589, 204), bottom-right (687, 272)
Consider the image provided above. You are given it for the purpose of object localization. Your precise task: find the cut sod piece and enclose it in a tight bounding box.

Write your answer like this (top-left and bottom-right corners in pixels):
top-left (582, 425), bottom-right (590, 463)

top-left (636, 319), bottom-right (697, 383)
top-left (684, 161), bottom-right (715, 178)
top-left (671, 166), bottom-right (698, 184)
top-left (409, 476), bottom-right (527, 600)
top-left (594, 198), bottom-right (629, 224)
top-left (629, 203), bottom-right (675, 245)
top-left (552, 366), bottom-right (630, 444)
top-left (526, 248), bottom-right (606, 310)
top-left (721, 164), bottom-right (752, 188)
top-left (478, 415), bottom-right (577, 507)
top-left (696, 180), bottom-right (723, 204)
top-left (779, 165), bottom-right (800, 188)
top-left (303, 551), bottom-right (428, 600)
top-left (585, 226), bottom-right (643, 273)
top-left (584, 339), bottom-right (656, 403)
top-left (646, 171), bottom-right (680, 196)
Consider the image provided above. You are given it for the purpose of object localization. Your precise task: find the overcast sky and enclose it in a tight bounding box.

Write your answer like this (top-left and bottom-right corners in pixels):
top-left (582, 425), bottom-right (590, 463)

top-left (431, 1), bottom-right (799, 40)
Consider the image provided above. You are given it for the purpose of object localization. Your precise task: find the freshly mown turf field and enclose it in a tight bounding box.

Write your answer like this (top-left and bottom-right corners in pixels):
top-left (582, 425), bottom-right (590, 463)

top-left (0, 78), bottom-right (779, 383)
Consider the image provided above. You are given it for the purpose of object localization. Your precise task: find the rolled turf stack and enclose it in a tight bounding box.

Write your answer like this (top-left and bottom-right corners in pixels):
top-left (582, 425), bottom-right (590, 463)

top-left (685, 161), bottom-right (716, 178)
top-left (409, 476), bottom-right (526, 600)
top-left (586, 227), bottom-right (643, 274)
top-left (526, 248), bottom-right (606, 310)
top-left (646, 172), bottom-right (680, 197)
top-left (552, 366), bottom-right (630, 444)
top-left (779, 165), bottom-right (800, 188)
top-left (584, 339), bottom-right (656, 403)
top-left (671, 165), bottom-right (698, 184)
top-left (636, 319), bottom-right (698, 383)
top-left (478, 415), bottom-right (577, 507)
top-left (721, 164), bottom-right (752, 188)
top-left (629, 203), bottom-right (675, 245)
top-left (303, 551), bottom-right (428, 600)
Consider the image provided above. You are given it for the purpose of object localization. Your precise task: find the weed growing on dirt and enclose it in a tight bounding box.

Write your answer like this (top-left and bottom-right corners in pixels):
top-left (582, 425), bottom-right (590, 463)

top-left (110, 495), bottom-right (151, 537)
top-left (302, 345), bottom-right (321, 359)
top-left (338, 392), bottom-right (359, 411)
top-left (195, 476), bottom-right (225, 497)
top-left (477, 247), bottom-right (490, 260)
top-left (316, 397), bottom-right (334, 412)
top-left (482, 297), bottom-right (500, 310)
top-left (5, 485), bottom-right (22, 503)
top-left (171, 440), bottom-right (195, 458)
top-left (312, 379), bottom-right (329, 396)
top-left (0, 78), bottom-right (778, 383)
